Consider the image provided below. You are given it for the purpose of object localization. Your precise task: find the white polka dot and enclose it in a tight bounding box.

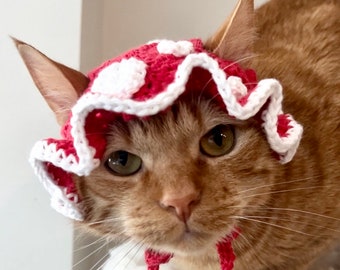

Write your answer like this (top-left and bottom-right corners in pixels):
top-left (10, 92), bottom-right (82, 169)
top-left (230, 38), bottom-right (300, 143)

top-left (91, 57), bottom-right (147, 99)
top-left (157, 40), bottom-right (194, 57)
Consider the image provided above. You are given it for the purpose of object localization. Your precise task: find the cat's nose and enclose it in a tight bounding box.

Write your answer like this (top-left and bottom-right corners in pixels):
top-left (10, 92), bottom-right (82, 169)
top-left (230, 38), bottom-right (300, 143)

top-left (159, 192), bottom-right (200, 223)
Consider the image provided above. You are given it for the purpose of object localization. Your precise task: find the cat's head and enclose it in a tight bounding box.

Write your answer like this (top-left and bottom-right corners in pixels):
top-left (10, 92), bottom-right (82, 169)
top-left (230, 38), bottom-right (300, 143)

top-left (16, 0), bottom-right (302, 257)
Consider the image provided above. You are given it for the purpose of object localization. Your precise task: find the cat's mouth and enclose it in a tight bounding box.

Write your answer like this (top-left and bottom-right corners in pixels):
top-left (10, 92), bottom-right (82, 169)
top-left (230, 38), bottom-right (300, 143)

top-left (148, 225), bottom-right (238, 259)
top-left (169, 231), bottom-right (212, 254)
top-left (141, 214), bottom-right (237, 255)
top-left (158, 226), bottom-right (227, 255)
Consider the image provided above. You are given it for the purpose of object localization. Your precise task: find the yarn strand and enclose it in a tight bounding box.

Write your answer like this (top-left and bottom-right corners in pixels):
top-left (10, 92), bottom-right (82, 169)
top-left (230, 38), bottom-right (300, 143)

top-left (216, 230), bottom-right (239, 270)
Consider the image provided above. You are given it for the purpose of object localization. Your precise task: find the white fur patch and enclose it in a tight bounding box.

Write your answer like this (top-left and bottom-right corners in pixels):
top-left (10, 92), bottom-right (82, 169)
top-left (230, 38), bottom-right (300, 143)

top-left (91, 57), bottom-right (147, 99)
top-left (103, 242), bottom-right (146, 270)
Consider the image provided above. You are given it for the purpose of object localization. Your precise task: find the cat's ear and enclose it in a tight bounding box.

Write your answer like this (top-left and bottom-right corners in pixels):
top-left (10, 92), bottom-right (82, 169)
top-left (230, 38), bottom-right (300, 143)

top-left (12, 38), bottom-right (89, 126)
top-left (205, 0), bottom-right (255, 64)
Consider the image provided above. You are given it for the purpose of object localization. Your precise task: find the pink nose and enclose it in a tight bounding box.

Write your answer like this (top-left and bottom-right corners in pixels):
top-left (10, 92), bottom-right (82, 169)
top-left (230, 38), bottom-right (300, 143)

top-left (160, 192), bottom-right (200, 222)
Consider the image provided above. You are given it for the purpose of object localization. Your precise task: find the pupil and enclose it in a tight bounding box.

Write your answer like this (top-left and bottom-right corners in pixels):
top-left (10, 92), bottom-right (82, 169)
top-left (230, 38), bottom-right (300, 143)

top-left (118, 151), bottom-right (128, 166)
top-left (214, 133), bottom-right (223, 146)
top-left (213, 127), bottom-right (223, 146)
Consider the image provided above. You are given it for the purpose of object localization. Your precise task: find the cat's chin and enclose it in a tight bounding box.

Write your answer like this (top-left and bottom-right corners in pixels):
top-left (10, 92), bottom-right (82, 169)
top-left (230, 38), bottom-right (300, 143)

top-left (153, 229), bottom-right (221, 256)
top-left (142, 221), bottom-right (237, 256)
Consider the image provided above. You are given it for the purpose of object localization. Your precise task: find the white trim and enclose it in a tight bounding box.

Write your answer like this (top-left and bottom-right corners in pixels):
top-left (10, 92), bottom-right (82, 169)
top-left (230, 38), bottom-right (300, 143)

top-left (29, 153), bottom-right (84, 221)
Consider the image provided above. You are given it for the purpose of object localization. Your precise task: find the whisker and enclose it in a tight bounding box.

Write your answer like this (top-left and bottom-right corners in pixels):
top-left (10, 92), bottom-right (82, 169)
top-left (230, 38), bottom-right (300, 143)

top-left (199, 54), bottom-right (259, 101)
top-left (73, 235), bottom-right (107, 253)
top-left (206, 92), bottom-right (223, 104)
top-left (72, 240), bottom-right (108, 269)
top-left (236, 232), bottom-right (271, 269)
top-left (239, 215), bottom-right (340, 234)
top-left (260, 207), bottom-right (340, 223)
top-left (123, 241), bottom-right (146, 270)
top-left (86, 216), bottom-right (123, 226)
top-left (112, 240), bottom-right (142, 269)
top-left (89, 250), bottom-right (110, 270)
top-left (232, 216), bottom-right (315, 236)
top-left (240, 185), bottom-right (340, 199)
top-left (228, 205), bottom-right (340, 222)
top-left (73, 230), bottom-right (88, 244)
top-left (230, 54), bottom-right (260, 66)
top-left (237, 175), bottom-right (322, 194)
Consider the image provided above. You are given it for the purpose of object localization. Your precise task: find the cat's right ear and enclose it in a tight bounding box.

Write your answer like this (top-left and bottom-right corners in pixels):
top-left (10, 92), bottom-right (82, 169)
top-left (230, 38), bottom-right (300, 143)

top-left (205, 0), bottom-right (255, 65)
top-left (12, 38), bottom-right (89, 126)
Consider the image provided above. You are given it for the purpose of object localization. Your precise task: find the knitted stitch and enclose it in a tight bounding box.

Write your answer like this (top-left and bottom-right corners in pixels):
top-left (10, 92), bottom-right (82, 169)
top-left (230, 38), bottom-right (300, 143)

top-left (30, 38), bottom-right (303, 222)
top-left (217, 230), bottom-right (240, 270)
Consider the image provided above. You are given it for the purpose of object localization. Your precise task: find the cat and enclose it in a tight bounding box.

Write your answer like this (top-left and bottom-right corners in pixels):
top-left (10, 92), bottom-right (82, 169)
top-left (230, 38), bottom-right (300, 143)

top-left (15, 0), bottom-right (340, 269)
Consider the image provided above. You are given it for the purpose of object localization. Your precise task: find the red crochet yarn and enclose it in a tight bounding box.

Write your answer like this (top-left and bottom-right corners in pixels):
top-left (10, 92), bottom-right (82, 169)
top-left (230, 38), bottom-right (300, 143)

top-left (216, 230), bottom-right (239, 270)
top-left (144, 230), bottom-right (239, 270)
top-left (145, 249), bottom-right (173, 270)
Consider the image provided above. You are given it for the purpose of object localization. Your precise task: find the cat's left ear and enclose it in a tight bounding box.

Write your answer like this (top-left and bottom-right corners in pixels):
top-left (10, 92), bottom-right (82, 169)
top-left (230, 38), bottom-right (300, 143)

top-left (205, 0), bottom-right (255, 64)
top-left (13, 38), bottom-right (89, 126)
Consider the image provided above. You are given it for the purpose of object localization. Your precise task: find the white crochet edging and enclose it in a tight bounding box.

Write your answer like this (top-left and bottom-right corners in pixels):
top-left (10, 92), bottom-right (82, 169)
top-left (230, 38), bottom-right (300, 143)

top-left (30, 142), bottom-right (84, 220)
top-left (32, 140), bottom-right (78, 172)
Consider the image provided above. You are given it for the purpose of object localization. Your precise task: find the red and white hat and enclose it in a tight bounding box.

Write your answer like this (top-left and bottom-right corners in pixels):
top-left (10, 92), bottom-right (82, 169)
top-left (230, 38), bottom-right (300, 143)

top-left (30, 39), bottom-right (303, 221)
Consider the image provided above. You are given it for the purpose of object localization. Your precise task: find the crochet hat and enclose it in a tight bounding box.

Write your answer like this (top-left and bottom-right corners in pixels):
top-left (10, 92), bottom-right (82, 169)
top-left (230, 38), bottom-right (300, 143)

top-left (30, 38), bottom-right (303, 221)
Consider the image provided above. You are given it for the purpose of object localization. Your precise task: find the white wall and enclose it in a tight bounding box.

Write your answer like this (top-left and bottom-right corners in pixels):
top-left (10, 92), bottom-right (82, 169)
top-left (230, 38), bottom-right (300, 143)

top-left (0, 1), bottom-right (82, 270)
top-left (81, 0), bottom-right (268, 71)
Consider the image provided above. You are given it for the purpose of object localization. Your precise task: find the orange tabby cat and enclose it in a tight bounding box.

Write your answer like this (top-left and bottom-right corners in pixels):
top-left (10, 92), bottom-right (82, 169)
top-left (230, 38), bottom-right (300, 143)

top-left (16, 0), bottom-right (339, 269)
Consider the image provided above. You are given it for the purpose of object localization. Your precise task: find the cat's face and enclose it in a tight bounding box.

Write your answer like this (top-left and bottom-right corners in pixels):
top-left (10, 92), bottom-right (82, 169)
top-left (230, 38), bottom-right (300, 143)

top-left (77, 97), bottom-right (282, 255)
top-left (14, 1), bottom-right (270, 256)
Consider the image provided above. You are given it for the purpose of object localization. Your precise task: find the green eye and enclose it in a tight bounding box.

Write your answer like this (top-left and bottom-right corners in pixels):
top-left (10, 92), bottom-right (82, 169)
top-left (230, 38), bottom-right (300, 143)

top-left (105, 151), bottom-right (142, 176)
top-left (200, 125), bottom-right (235, 157)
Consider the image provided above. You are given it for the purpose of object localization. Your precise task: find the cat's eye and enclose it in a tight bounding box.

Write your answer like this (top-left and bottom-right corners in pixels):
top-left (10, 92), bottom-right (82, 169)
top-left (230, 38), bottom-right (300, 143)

top-left (105, 151), bottom-right (142, 176)
top-left (200, 125), bottom-right (235, 157)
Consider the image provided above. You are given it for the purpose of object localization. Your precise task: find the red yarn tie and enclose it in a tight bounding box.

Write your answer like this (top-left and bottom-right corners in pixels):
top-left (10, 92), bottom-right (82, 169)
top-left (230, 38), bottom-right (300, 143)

top-left (216, 230), bottom-right (239, 270)
top-left (145, 249), bottom-right (173, 270)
